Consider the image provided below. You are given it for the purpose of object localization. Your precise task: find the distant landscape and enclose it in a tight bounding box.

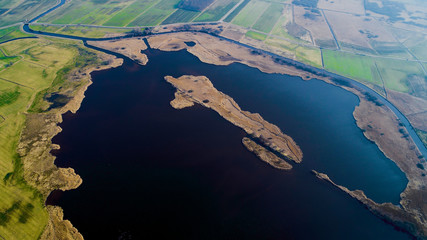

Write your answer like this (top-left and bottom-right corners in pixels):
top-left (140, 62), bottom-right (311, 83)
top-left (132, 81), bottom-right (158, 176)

top-left (0, 0), bottom-right (427, 239)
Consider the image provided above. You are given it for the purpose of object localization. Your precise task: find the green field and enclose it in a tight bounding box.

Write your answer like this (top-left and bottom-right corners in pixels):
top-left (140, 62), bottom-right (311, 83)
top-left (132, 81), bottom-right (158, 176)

top-left (252, 3), bottom-right (284, 33)
top-left (30, 25), bottom-right (134, 38)
top-left (265, 37), bottom-right (322, 68)
top-left (40, 0), bottom-right (135, 25)
top-left (224, 0), bottom-right (251, 22)
top-left (161, 8), bottom-right (200, 24)
top-left (0, 38), bottom-right (74, 240)
top-left (231, 0), bottom-right (270, 28)
top-left (0, 37), bottom-right (108, 239)
top-left (322, 49), bottom-right (381, 85)
top-left (0, 26), bottom-right (33, 44)
top-left (128, 0), bottom-right (181, 26)
top-left (194, 0), bottom-right (239, 22)
top-left (245, 30), bottom-right (267, 41)
top-left (0, 0), bottom-right (57, 27)
top-left (375, 58), bottom-right (425, 93)
top-left (102, 0), bottom-right (159, 26)
top-left (370, 41), bottom-right (413, 59)
top-left (270, 11), bottom-right (309, 44)
top-left (416, 129), bottom-right (427, 149)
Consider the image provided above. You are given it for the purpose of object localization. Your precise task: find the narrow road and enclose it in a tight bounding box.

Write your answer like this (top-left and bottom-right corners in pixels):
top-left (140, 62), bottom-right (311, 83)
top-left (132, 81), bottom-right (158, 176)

top-left (321, 9), bottom-right (340, 50)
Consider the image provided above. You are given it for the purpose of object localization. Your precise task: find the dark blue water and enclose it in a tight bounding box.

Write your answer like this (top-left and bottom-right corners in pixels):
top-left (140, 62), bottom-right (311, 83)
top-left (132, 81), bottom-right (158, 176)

top-left (48, 48), bottom-right (411, 239)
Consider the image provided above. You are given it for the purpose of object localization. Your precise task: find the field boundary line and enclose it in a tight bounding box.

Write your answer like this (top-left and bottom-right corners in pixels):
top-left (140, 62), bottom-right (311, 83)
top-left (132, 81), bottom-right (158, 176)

top-left (98, 0), bottom-right (137, 26)
top-left (374, 61), bottom-right (388, 98)
top-left (0, 77), bottom-right (34, 90)
top-left (220, 0), bottom-right (245, 22)
top-left (124, 0), bottom-right (162, 27)
top-left (159, 8), bottom-right (179, 25)
top-left (248, 2), bottom-right (271, 29)
top-left (321, 9), bottom-right (340, 50)
top-left (192, 0), bottom-right (219, 21)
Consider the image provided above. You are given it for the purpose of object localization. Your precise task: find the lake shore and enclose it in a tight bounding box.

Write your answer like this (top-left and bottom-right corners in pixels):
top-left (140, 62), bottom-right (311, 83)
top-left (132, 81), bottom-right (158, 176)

top-left (135, 32), bottom-right (426, 238)
top-left (165, 74), bottom-right (301, 166)
top-left (41, 30), bottom-right (427, 238)
top-left (16, 49), bottom-right (122, 239)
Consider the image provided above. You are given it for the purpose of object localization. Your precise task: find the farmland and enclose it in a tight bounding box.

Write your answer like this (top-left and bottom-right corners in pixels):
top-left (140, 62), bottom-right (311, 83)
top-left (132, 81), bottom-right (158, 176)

top-left (128, 0), bottom-right (181, 26)
top-left (0, 37), bottom-right (76, 240)
top-left (30, 25), bottom-right (134, 38)
top-left (322, 49), bottom-right (380, 85)
top-left (0, 0), bottom-right (57, 27)
top-left (0, 26), bottom-right (33, 44)
top-left (416, 129), bottom-right (427, 148)
top-left (245, 30), bottom-right (267, 41)
top-left (194, 0), bottom-right (240, 22)
top-left (102, 0), bottom-right (159, 26)
top-left (231, 1), bottom-right (270, 28)
top-left (161, 9), bottom-right (200, 24)
top-left (252, 3), bottom-right (284, 33)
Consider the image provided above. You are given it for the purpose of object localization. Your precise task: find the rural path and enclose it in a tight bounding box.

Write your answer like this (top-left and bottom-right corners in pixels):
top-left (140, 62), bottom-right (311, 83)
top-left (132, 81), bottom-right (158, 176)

top-left (320, 9), bottom-right (340, 50)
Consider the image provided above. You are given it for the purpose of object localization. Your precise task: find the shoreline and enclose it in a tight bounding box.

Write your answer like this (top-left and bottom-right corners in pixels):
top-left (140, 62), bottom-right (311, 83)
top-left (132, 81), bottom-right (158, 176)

top-left (165, 75), bottom-right (301, 167)
top-left (136, 32), bottom-right (425, 238)
top-left (29, 31), bottom-right (426, 238)
top-left (16, 48), bottom-right (123, 239)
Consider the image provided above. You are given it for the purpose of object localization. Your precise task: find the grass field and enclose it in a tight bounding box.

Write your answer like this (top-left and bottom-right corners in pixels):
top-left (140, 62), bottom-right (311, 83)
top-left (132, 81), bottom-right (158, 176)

top-left (408, 39), bottom-right (427, 61)
top-left (416, 129), bottom-right (427, 149)
top-left (322, 49), bottom-right (381, 85)
top-left (0, 26), bottom-right (34, 44)
top-left (40, 0), bottom-right (135, 25)
top-left (370, 41), bottom-right (413, 59)
top-left (375, 58), bottom-right (425, 93)
top-left (270, 9), bottom-right (310, 44)
top-left (252, 3), bottom-right (284, 33)
top-left (103, 0), bottom-right (158, 26)
top-left (161, 8), bottom-right (200, 24)
top-left (224, 0), bottom-right (251, 22)
top-left (128, 0), bottom-right (181, 26)
top-left (194, 0), bottom-right (240, 22)
top-left (231, 0), bottom-right (270, 28)
top-left (0, 0), bottom-right (57, 27)
top-left (30, 25), bottom-right (134, 38)
top-left (245, 30), bottom-right (267, 41)
top-left (0, 37), bottom-right (80, 239)
top-left (265, 37), bottom-right (322, 68)
top-left (0, 37), bottom-right (107, 239)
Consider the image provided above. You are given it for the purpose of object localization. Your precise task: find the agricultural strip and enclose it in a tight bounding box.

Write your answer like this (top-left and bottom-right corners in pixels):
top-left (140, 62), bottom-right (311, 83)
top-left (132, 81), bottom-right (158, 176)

top-left (161, 9), bottom-right (200, 24)
top-left (223, 0), bottom-right (251, 22)
top-left (30, 25), bottom-right (133, 38)
top-left (194, 0), bottom-right (240, 22)
top-left (252, 3), bottom-right (284, 33)
top-left (322, 49), bottom-right (381, 85)
top-left (231, 0), bottom-right (270, 28)
top-left (103, 0), bottom-right (159, 27)
top-left (245, 30), bottom-right (267, 41)
top-left (0, 26), bottom-right (34, 44)
top-left (128, 0), bottom-right (181, 26)
top-left (0, 0), bottom-right (57, 27)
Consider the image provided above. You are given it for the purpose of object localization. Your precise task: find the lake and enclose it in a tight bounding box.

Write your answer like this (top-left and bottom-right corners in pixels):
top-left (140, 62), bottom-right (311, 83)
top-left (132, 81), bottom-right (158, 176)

top-left (48, 47), bottom-right (411, 239)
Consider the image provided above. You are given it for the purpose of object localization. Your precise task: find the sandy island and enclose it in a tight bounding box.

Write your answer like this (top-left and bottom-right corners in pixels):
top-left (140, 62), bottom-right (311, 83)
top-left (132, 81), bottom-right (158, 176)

top-left (165, 75), bottom-right (302, 166)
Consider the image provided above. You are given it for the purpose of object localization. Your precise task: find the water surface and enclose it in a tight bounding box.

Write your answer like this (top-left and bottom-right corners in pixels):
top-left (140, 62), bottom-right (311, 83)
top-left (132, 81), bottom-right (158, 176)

top-left (49, 48), bottom-right (410, 239)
